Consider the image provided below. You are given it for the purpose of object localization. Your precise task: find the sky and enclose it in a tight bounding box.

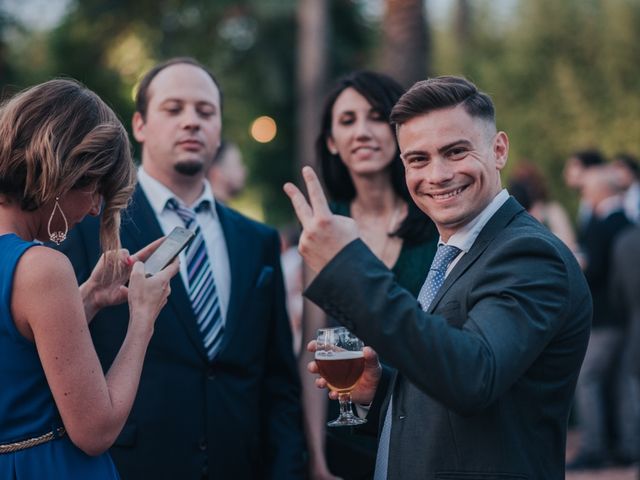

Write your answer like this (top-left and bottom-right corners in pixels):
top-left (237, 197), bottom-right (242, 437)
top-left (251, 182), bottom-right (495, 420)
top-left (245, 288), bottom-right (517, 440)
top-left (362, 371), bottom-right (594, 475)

top-left (2, 0), bottom-right (72, 30)
top-left (2, 0), bottom-right (518, 31)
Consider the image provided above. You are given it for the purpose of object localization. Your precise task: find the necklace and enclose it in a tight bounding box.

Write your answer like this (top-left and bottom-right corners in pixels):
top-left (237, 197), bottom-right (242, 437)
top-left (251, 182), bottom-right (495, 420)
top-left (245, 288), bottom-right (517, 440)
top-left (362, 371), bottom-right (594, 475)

top-left (352, 199), bottom-right (403, 267)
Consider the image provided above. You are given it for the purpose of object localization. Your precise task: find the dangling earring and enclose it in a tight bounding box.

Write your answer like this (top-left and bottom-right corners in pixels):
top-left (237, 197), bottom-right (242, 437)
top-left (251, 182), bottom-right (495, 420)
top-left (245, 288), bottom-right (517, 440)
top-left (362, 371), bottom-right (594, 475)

top-left (47, 197), bottom-right (68, 245)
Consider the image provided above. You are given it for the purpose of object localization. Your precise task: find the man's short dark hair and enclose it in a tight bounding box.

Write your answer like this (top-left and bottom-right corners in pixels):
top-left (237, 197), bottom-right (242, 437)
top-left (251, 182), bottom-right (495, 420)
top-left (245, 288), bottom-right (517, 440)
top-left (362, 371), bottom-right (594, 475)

top-left (135, 57), bottom-right (222, 119)
top-left (390, 76), bottom-right (495, 126)
top-left (571, 149), bottom-right (606, 168)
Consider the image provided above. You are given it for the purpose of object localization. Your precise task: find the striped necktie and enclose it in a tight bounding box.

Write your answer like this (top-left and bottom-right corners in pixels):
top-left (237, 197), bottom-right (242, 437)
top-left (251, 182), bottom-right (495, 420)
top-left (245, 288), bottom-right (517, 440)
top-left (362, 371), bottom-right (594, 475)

top-left (374, 243), bottom-right (462, 480)
top-left (166, 198), bottom-right (223, 360)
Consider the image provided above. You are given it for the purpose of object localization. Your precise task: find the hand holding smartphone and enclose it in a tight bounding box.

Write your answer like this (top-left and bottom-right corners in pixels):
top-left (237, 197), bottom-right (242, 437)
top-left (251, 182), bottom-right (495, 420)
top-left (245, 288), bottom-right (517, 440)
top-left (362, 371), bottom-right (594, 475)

top-left (144, 227), bottom-right (195, 277)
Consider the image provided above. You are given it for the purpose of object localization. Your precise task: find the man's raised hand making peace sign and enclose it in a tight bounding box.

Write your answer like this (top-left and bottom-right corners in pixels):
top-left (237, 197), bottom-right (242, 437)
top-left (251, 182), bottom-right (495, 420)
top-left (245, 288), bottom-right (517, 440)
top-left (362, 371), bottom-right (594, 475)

top-left (283, 166), bottom-right (360, 273)
top-left (283, 166), bottom-right (382, 406)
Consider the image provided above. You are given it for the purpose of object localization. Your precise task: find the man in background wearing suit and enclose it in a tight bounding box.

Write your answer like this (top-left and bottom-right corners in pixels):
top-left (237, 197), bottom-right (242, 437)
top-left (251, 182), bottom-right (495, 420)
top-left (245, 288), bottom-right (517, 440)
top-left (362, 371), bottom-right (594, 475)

top-left (568, 166), bottom-right (635, 469)
top-left (61, 58), bottom-right (304, 479)
top-left (284, 76), bottom-right (591, 479)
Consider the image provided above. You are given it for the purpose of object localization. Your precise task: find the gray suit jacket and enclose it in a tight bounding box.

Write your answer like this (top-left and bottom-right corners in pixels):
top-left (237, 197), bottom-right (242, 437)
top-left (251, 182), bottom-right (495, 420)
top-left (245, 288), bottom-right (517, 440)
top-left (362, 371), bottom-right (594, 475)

top-left (306, 197), bottom-right (591, 480)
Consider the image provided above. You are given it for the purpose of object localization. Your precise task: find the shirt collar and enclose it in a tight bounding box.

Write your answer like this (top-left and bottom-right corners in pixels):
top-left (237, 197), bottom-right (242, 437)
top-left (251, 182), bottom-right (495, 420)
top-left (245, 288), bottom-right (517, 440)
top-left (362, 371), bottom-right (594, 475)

top-left (441, 189), bottom-right (509, 252)
top-left (137, 166), bottom-right (218, 219)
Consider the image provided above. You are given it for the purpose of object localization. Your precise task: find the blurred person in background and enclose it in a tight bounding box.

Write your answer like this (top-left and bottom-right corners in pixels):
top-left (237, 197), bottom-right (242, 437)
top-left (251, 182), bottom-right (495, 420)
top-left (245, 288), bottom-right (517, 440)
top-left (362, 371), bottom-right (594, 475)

top-left (507, 160), bottom-right (577, 252)
top-left (60, 58), bottom-right (304, 479)
top-left (0, 78), bottom-right (175, 478)
top-left (299, 70), bottom-right (438, 480)
top-left (206, 140), bottom-right (247, 204)
top-left (610, 224), bottom-right (640, 467)
top-left (568, 165), bottom-right (635, 470)
top-left (611, 152), bottom-right (640, 224)
top-left (563, 149), bottom-right (606, 234)
top-left (280, 224), bottom-right (303, 356)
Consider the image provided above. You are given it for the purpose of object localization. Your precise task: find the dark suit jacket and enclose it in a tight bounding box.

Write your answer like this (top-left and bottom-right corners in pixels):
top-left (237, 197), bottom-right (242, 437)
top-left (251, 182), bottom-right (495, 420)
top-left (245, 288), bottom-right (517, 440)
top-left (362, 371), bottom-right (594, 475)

top-left (578, 208), bottom-right (631, 328)
top-left (306, 197), bottom-right (591, 480)
top-left (610, 225), bottom-right (640, 376)
top-left (61, 186), bottom-right (305, 480)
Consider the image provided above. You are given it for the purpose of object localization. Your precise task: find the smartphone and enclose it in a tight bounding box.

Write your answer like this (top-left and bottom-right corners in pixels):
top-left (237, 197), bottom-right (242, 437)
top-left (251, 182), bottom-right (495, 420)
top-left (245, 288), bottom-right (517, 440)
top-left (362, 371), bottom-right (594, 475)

top-left (144, 226), bottom-right (195, 277)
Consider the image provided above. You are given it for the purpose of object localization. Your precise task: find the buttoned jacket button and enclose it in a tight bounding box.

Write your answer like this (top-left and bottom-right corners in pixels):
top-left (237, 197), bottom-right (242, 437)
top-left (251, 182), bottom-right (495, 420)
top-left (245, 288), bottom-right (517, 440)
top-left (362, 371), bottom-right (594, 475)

top-left (199, 438), bottom-right (207, 451)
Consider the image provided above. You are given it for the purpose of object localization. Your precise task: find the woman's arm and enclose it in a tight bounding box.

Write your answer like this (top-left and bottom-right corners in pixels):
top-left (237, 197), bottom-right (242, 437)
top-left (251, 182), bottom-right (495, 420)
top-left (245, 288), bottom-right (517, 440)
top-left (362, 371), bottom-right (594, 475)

top-left (11, 246), bottom-right (177, 456)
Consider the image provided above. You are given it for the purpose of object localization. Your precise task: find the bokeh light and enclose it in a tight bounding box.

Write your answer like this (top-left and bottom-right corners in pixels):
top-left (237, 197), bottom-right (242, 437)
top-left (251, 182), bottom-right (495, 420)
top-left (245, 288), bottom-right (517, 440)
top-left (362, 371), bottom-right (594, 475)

top-left (250, 116), bottom-right (277, 143)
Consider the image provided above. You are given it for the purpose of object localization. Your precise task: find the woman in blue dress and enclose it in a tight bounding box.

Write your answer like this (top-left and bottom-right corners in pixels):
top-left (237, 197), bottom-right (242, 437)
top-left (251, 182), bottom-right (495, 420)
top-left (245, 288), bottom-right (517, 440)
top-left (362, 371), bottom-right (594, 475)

top-left (0, 79), bottom-right (178, 479)
top-left (298, 71), bottom-right (438, 480)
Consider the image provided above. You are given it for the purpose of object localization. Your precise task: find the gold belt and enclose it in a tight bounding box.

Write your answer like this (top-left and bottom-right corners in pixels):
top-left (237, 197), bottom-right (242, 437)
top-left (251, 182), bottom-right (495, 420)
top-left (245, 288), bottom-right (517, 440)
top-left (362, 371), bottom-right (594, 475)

top-left (0, 427), bottom-right (66, 454)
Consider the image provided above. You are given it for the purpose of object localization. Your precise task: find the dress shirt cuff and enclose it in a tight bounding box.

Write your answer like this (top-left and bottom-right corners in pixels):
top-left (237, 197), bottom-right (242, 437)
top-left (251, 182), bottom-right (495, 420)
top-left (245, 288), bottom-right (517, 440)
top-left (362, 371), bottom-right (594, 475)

top-left (355, 402), bottom-right (372, 419)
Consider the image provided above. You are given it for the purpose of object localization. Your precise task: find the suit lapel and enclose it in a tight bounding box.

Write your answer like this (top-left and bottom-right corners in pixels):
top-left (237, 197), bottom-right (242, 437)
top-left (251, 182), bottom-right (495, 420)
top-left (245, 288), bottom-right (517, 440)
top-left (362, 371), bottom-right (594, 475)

top-left (428, 197), bottom-right (524, 314)
top-left (387, 199), bottom-right (524, 457)
top-left (215, 202), bottom-right (256, 355)
top-left (125, 185), bottom-right (209, 361)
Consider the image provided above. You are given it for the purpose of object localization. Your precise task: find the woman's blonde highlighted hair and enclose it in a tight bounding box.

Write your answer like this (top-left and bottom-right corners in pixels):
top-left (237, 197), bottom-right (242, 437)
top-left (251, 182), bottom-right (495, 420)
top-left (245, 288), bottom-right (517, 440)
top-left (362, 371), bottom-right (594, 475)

top-left (0, 78), bottom-right (136, 253)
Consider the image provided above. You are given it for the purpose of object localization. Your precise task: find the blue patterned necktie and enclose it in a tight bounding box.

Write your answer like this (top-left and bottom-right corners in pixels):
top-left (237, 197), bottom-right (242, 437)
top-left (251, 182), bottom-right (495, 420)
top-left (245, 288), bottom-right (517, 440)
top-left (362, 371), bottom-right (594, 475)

top-left (374, 243), bottom-right (462, 480)
top-left (166, 198), bottom-right (223, 360)
top-left (417, 244), bottom-right (462, 311)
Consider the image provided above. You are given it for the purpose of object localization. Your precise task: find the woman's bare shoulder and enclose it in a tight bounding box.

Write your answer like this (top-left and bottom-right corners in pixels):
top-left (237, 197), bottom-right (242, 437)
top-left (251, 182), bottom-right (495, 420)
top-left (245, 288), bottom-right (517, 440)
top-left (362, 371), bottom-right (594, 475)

top-left (13, 246), bottom-right (80, 311)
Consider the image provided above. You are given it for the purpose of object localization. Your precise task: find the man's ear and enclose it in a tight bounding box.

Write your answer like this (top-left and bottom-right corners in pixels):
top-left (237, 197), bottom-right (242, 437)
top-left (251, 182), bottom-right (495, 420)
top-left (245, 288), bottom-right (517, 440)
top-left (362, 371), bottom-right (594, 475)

top-left (132, 112), bottom-right (146, 143)
top-left (494, 131), bottom-right (509, 170)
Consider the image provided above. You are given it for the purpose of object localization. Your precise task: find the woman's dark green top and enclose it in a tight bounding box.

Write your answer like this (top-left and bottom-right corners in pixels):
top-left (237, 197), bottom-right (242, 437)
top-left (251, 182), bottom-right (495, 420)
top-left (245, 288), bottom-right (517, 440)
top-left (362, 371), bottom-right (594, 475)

top-left (331, 201), bottom-right (437, 297)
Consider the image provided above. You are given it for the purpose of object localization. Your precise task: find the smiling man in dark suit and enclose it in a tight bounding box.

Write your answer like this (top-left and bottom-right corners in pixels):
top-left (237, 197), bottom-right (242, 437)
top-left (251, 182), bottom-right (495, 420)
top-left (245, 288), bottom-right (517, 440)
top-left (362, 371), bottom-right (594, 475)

top-left (61, 58), bottom-right (304, 479)
top-left (285, 76), bottom-right (591, 479)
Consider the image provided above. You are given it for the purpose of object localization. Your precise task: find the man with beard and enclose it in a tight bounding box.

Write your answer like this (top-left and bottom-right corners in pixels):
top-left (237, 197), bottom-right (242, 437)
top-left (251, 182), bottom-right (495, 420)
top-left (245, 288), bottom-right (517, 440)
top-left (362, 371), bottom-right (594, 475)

top-left (60, 58), bottom-right (304, 480)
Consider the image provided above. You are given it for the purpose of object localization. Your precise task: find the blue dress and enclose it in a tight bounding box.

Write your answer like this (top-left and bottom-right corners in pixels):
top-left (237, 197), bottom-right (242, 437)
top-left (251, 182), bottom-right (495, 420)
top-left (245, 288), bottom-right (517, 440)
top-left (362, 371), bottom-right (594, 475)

top-left (0, 234), bottom-right (119, 479)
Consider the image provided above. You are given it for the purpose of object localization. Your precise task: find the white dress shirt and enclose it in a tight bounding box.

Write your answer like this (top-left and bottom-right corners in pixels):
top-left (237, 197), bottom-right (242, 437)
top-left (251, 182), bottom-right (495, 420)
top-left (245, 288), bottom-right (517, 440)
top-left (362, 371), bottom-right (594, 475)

top-left (441, 189), bottom-right (510, 273)
top-left (137, 167), bottom-right (231, 324)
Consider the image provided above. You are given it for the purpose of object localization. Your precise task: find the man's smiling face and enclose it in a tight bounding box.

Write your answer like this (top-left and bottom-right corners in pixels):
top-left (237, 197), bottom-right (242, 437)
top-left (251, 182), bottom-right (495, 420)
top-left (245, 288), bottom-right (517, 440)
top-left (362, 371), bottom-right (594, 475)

top-left (398, 104), bottom-right (509, 241)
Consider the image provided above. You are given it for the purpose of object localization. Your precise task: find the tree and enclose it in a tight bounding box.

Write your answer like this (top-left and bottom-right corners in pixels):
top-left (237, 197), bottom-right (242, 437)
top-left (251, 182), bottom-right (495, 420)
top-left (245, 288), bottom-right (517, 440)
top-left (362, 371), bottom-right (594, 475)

top-left (380, 0), bottom-right (431, 87)
top-left (440, 0), bottom-right (640, 211)
top-left (11, 0), bottom-right (372, 225)
top-left (295, 0), bottom-right (328, 174)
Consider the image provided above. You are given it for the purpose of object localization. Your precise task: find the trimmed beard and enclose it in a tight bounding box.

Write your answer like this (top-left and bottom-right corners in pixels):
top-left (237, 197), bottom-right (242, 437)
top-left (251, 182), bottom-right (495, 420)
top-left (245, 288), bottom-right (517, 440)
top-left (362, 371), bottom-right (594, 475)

top-left (174, 161), bottom-right (204, 176)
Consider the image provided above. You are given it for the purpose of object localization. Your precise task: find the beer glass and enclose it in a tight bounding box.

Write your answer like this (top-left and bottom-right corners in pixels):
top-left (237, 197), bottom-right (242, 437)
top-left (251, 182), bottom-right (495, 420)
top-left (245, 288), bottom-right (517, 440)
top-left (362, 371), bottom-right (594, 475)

top-left (315, 327), bottom-right (367, 427)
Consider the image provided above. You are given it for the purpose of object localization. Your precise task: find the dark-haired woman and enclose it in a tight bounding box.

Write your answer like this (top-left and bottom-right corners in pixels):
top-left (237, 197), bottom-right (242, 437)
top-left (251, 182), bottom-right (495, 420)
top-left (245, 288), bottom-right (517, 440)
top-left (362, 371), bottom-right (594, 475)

top-left (300, 71), bottom-right (438, 480)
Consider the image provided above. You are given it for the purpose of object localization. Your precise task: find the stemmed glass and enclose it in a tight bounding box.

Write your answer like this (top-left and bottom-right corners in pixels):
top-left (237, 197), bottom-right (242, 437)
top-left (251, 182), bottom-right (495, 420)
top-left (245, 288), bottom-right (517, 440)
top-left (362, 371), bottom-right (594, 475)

top-left (315, 327), bottom-right (367, 427)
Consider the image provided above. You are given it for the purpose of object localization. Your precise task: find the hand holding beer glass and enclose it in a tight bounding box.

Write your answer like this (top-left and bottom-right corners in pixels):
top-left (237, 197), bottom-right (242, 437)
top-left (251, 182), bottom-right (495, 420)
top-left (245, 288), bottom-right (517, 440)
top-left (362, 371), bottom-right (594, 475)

top-left (315, 327), bottom-right (367, 427)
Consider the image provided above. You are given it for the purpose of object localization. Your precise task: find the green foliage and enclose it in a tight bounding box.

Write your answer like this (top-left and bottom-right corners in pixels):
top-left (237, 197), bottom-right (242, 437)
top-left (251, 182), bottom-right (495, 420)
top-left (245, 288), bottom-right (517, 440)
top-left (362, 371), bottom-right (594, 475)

top-left (0, 0), bottom-right (374, 226)
top-left (3, 0), bottom-right (638, 225)
top-left (434, 0), bottom-right (640, 214)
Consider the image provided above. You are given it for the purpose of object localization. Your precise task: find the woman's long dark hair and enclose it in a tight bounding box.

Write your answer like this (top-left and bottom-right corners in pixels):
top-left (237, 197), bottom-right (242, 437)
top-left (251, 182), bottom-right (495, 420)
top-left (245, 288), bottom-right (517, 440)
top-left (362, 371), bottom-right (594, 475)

top-left (316, 70), bottom-right (436, 245)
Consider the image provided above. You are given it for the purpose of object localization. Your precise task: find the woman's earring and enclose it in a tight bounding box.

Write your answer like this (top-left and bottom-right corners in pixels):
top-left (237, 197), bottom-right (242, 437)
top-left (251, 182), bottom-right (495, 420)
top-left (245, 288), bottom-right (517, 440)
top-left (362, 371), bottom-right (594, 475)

top-left (47, 197), bottom-right (68, 245)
